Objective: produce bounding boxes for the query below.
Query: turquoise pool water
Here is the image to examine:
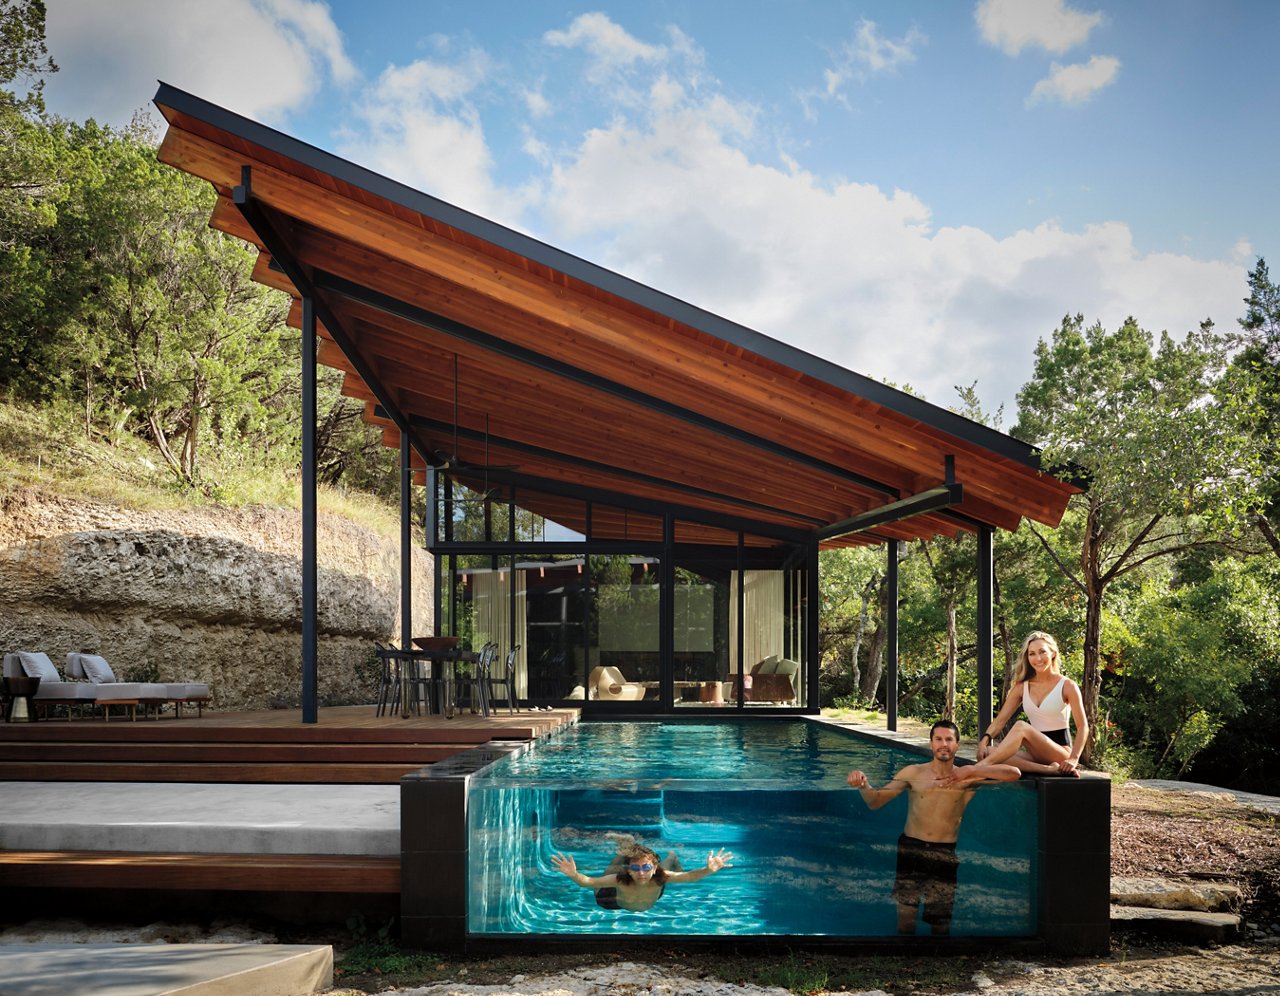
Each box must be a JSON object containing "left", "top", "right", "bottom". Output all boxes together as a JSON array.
[{"left": 467, "top": 720, "right": 1038, "bottom": 937}]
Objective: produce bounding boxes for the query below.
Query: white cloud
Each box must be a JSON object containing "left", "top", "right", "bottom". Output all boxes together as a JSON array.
[
  {"left": 544, "top": 12, "right": 665, "bottom": 82},
  {"left": 335, "top": 48, "right": 537, "bottom": 227},
  {"left": 1027, "top": 55, "right": 1120, "bottom": 106},
  {"left": 534, "top": 75, "right": 1242, "bottom": 417},
  {"left": 43, "top": 0, "right": 355, "bottom": 127},
  {"left": 976, "top": 0, "right": 1102, "bottom": 56},
  {"left": 815, "top": 19, "right": 925, "bottom": 107}
]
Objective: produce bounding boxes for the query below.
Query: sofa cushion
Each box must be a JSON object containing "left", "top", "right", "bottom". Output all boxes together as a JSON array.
[
  {"left": 17, "top": 651, "right": 60, "bottom": 682},
  {"left": 752, "top": 656, "right": 779, "bottom": 675},
  {"left": 76, "top": 654, "right": 118, "bottom": 684}
]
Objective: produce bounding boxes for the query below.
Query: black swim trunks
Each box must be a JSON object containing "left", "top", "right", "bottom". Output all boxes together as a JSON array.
[
  {"left": 1041, "top": 727, "right": 1070, "bottom": 747},
  {"left": 893, "top": 833, "right": 959, "bottom": 929}
]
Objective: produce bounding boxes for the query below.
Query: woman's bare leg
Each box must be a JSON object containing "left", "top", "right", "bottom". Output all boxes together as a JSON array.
[{"left": 979, "top": 721, "right": 1069, "bottom": 774}]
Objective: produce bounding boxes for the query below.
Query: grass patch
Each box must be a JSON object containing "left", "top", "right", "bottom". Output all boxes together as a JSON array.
[{"left": 0, "top": 399, "right": 408, "bottom": 540}]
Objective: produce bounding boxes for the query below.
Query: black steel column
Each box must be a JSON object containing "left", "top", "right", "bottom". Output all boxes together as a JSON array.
[
  {"left": 301, "top": 296, "right": 318, "bottom": 724},
  {"left": 977, "top": 524, "right": 994, "bottom": 739},
  {"left": 401, "top": 433, "right": 413, "bottom": 649},
  {"left": 427, "top": 468, "right": 442, "bottom": 633},
  {"left": 806, "top": 539, "right": 819, "bottom": 712},
  {"left": 660, "top": 512, "right": 674, "bottom": 711},
  {"left": 886, "top": 539, "right": 899, "bottom": 732}
]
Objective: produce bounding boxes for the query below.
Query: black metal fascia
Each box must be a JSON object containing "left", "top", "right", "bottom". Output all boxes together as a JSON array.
[
  {"left": 154, "top": 81, "right": 1060, "bottom": 476},
  {"left": 451, "top": 465, "right": 811, "bottom": 544},
  {"left": 394, "top": 409, "right": 828, "bottom": 527},
  {"left": 230, "top": 171, "right": 425, "bottom": 458},
  {"left": 813, "top": 483, "right": 963, "bottom": 542},
  {"left": 313, "top": 267, "right": 901, "bottom": 500}
]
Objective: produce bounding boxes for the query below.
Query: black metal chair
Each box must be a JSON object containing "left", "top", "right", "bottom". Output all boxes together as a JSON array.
[
  {"left": 374, "top": 642, "right": 401, "bottom": 717},
  {"left": 462, "top": 642, "right": 498, "bottom": 716},
  {"left": 487, "top": 644, "right": 519, "bottom": 714}
]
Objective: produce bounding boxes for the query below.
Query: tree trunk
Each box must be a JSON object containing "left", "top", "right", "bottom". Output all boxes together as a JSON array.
[
  {"left": 860, "top": 575, "right": 889, "bottom": 702},
  {"left": 993, "top": 568, "right": 1016, "bottom": 696},
  {"left": 944, "top": 601, "right": 957, "bottom": 720},
  {"left": 1080, "top": 505, "right": 1104, "bottom": 767},
  {"left": 1257, "top": 514, "right": 1280, "bottom": 560}
]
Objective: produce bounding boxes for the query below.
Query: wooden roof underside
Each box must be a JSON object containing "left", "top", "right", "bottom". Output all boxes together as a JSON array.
[{"left": 154, "top": 84, "right": 1080, "bottom": 551}]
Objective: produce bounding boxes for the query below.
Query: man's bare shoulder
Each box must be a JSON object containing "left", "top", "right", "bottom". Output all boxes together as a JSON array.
[{"left": 895, "top": 762, "right": 932, "bottom": 784}]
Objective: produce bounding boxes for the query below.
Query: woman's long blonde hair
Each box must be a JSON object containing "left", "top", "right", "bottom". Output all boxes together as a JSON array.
[{"left": 1014, "top": 631, "right": 1061, "bottom": 684}]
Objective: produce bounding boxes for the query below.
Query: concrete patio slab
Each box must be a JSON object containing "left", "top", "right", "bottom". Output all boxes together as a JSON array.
[
  {"left": 0, "top": 942, "right": 332, "bottom": 995},
  {"left": 0, "top": 782, "right": 398, "bottom": 855}
]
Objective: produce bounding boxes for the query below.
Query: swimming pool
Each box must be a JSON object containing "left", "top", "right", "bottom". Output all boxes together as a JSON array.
[{"left": 464, "top": 720, "right": 1039, "bottom": 937}]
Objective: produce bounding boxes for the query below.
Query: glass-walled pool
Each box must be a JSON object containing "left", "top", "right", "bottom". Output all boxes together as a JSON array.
[{"left": 466, "top": 720, "right": 1038, "bottom": 937}]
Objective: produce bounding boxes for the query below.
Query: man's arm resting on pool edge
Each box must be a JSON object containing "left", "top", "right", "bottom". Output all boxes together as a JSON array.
[{"left": 846, "top": 768, "right": 911, "bottom": 809}]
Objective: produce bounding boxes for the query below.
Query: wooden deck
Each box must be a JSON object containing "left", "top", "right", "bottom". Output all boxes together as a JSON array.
[{"left": 0, "top": 704, "right": 580, "bottom": 783}]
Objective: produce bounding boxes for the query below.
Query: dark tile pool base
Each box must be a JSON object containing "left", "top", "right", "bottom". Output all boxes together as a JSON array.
[{"left": 400, "top": 732, "right": 1111, "bottom": 955}]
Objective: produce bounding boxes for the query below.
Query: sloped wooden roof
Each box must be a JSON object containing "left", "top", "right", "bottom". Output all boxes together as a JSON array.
[{"left": 153, "top": 83, "right": 1080, "bottom": 549}]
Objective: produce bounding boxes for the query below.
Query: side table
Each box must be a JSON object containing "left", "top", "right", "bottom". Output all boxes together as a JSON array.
[{"left": 3, "top": 675, "right": 41, "bottom": 722}]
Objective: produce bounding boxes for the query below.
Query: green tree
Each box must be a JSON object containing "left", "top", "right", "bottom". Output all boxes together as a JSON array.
[
  {"left": 0, "top": 0, "right": 60, "bottom": 383},
  {"left": 1108, "top": 558, "right": 1280, "bottom": 778},
  {"left": 1230, "top": 258, "right": 1280, "bottom": 558},
  {"left": 36, "top": 118, "right": 292, "bottom": 483},
  {"left": 1014, "top": 314, "right": 1263, "bottom": 764}
]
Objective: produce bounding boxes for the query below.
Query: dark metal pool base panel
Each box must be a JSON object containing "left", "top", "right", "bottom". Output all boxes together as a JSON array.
[{"left": 399, "top": 732, "right": 1111, "bottom": 955}]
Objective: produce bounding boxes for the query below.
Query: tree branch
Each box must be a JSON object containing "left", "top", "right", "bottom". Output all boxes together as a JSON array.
[
  {"left": 1256, "top": 514, "right": 1280, "bottom": 560},
  {"left": 1100, "top": 513, "right": 1162, "bottom": 585},
  {"left": 1026, "top": 522, "right": 1087, "bottom": 597},
  {"left": 1110, "top": 539, "right": 1227, "bottom": 581}
]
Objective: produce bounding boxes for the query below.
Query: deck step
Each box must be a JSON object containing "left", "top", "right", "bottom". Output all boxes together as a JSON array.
[
  {"left": 1111, "top": 905, "right": 1242, "bottom": 943},
  {"left": 0, "top": 849, "right": 400, "bottom": 892},
  {"left": 0, "top": 759, "right": 433, "bottom": 783}
]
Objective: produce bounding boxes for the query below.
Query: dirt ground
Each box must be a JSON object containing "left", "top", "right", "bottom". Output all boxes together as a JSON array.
[{"left": 328, "top": 783, "right": 1280, "bottom": 995}]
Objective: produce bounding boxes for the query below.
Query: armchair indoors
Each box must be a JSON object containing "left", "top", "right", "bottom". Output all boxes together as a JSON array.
[
  {"left": 736, "top": 655, "right": 799, "bottom": 703},
  {"left": 587, "top": 665, "right": 646, "bottom": 701}
]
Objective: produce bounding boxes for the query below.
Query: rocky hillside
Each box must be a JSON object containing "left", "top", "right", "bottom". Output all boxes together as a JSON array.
[{"left": 0, "top": 486, "right": 433, "bottom": 711}]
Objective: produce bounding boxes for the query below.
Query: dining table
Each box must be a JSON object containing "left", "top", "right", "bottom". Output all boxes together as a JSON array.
[{"left": 394, "top": 641, "right": 479, "bottom": 719}]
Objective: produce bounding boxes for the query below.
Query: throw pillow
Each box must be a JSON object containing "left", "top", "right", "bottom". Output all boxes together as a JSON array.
[{"left": 17, "top": 651, "right": 60, "bottom": 682}]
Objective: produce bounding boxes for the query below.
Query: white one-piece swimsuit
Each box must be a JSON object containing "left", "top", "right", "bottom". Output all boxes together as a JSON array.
[{"left": 1022, "top": 676, "right": 1070, "bottom": 744}]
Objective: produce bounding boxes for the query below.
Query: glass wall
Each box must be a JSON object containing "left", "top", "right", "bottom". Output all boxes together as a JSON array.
[
  {"left": 586, "top": 554, "right": 660, "bottom": 703},
  {"left": 431, "top": 473, "right": 814, "bottom": 712}
]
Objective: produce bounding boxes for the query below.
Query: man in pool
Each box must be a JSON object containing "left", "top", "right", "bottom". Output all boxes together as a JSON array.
[
  {"left": 846, "top": 719, "right": 1020, "bottom": 935},
  {"left": 551, "top": 839, "right": 734, "bottom": 912}
]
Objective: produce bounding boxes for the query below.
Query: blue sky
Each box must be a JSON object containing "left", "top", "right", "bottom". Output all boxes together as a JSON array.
[{"left": 41, "top": 1, "right": 1279, "bottom": 421}]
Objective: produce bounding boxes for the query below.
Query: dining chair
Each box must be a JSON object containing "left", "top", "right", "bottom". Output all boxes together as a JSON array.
[
  {"left": 486, "top": 644, "right": 519, "bottom": 714},
  {"left": 374, "top": 642, "right": 410, "bottom": 717},
  {"left": 462, "top": 642, "right": 497, "bottom": 716}
]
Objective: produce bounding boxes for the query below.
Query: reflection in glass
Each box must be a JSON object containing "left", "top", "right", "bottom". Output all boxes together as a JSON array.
[{"left": 588, "top": 555, "right": 660, "bottom": 699}]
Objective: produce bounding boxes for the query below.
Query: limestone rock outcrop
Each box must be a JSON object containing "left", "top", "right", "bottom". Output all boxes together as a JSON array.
[{"left": 0, "top": 487, "right": 433, "bottom": 711}]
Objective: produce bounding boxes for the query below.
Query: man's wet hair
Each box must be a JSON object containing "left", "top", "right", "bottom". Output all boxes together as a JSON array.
[{"left": 930, "top": 719, "right": 960, "bottom": 740}]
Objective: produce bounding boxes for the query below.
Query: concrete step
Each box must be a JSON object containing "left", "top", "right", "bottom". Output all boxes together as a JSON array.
[
  {"left": 1111, "top": 904, "right": 1242, "bottom": 944},
  {"left": 1111, "top": 875, "right": 1242, "bottom": 913},
  {"left": 0, "top": 942, "right": 332, "bottom": 996}
]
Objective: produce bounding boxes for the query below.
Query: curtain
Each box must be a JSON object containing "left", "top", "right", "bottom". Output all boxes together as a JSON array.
[
  {"left": 729, "top": 570, "right": 786, "bottom": 673},
  {"left": 472, "top": 568, "right": 528, "bottom": 697}
]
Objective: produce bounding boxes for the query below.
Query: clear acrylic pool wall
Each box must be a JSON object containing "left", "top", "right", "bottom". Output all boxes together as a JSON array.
[{"left": 399, "top": 718, "right": 1111, "bottom": 953}]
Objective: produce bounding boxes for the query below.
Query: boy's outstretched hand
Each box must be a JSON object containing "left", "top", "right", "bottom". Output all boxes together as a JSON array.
[{"left": 705, "top": 848, "right": 734, "bottom": 872}]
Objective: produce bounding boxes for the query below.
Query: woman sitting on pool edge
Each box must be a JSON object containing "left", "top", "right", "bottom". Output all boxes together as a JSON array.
[
  {"left": 551, "top": 840, "right": 734, "bottom": 911},
  {"left": 974, "top": 630, "right": 1089, "bottom": 777}
]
